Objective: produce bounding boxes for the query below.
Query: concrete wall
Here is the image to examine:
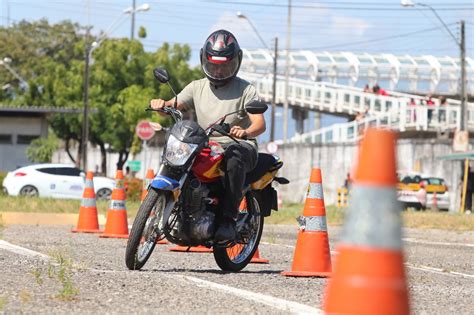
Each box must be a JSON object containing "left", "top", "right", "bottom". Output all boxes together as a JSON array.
[
  {"left": 49, "top": 138, "right": 466, "bottom": 212},
  {"left": 0, "top": 116, "right": 47, "bottom": 171},
  {"left": 274, "top": 139, "right": 465, "bottom": 211}
]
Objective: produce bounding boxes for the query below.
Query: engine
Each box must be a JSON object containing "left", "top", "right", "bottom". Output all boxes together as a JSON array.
[{"left": 177, "top": 178, "right": 216, "bottom": 242}]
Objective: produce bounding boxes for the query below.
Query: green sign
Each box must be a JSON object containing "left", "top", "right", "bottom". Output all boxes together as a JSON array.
[{"left": 127, "top": 160, "right": 141, "bottom": 172}]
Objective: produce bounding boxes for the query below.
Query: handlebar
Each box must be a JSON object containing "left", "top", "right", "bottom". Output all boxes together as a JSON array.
[{"left": 146, "top": 105, "right": 183, "bottom": 122}]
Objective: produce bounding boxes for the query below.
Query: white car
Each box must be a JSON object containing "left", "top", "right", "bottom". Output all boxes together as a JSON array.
[{"left": 2, "top": 164, "right": 115, "bottom": 200}]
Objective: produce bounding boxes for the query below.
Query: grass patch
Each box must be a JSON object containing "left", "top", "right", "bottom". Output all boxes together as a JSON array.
[
  {"left": 2, "top": 196, "right": 472, "bottom": 231},
  {"left": 0, "top": 195, "right": 141, "bottom": 218},
  {"left": 402, "top": 210, "right": 474, "bottom": 231},
  {"left": 0, "top": 297, "right": 5, "bottom": 310}
]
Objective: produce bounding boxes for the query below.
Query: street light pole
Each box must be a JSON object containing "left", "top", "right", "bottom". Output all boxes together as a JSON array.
[
  {"left": 460, "top": 20, "right": 467, "bottom": 131},
  {"left": 82, "top": 27, "right": 92, "bottom": 170},
  {"left": 131, "top": 0, "right": 136, "bottom": 40},
  {"left": 236, "top": 12, "right": 278, "bottom": 142},
  {"left": 271, "top": 37, "right": 278, "bottom": 142},
  {"left": 283, "top": 0, "right": 292, "bottom": 143},
  {"left": 81, "top": 4, "right": 150, "bottom": 170},
  {"left": 401, "top": 0, "right": 467, "bottom": 131}
]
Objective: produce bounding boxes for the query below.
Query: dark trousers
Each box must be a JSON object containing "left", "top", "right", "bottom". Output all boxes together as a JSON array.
[{"left": 221, "top": 141, "right": 258, "bottom": 219}]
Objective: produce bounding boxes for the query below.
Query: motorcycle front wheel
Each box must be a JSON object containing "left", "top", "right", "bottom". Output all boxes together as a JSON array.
[
  {"left": 125, "top": 188, "right": 168, "bottom": 270},
  {"left": 213, "top": 193, "right": 264, "bottom": 272}
]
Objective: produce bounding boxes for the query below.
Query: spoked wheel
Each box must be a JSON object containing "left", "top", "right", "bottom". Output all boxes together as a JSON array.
[
  {"left": 125, "top": 189, "right": 168, "bottom": 270},
  {"left": 213, "top": 193, "right": 264, "bottom": 272}
]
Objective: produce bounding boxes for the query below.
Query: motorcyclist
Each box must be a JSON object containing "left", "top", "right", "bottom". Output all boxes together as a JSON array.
[{"left": 150, "top": 29, "right": 266, "bottom": 241}]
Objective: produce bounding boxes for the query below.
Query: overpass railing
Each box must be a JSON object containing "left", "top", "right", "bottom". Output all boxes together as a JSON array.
[
  {"left": 289, "top": 105, "right": 461, "bottom": 144},
  {"left": 240, "top": 71, "right": 472, "bottom": 140}
]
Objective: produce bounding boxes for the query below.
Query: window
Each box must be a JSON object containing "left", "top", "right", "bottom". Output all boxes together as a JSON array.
[
  {"left": 425, "top": 178, "right": 444, "bottom": 185},
  {"left": 17, "top": 135, "right": 39, "bottom": 145},
  {"left": 333, "top": 56, "right": 348, "bottom": 63},
  {"left": 37, "top": 167, "right": 57, "bottom": 175},
  {"left": 0, "top": 134, "right": 12, "bottom": 144},
  {"left": 293, "top": 55, "right": 307, "bottom": 61},
  {"left": 316, "top": 55, "right": 332, "bottom": 63},
  {"left": 55, "top": 167, "right": 82, "bottom": 177}
]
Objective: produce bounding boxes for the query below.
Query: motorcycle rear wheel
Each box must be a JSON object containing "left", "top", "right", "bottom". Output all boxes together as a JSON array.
[
  {"left": 213, "top": 193, "right": 264, "bottom": 272},
  {"left": 125, "top": 188, "right": 168, "bottom": 270}
]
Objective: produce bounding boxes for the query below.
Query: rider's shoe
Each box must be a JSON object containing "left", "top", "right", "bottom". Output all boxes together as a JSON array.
[{"left": 214, "top": 217, "right": 236, "bottom": 241}]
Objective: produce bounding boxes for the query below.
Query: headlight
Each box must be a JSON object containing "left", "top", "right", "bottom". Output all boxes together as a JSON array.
[{"left": 164, "top": 134, "right": 198, "bottom": 166}]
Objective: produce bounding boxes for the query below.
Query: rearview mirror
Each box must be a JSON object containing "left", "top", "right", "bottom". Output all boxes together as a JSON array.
[
  {"left": 153, "top": 68, "right": 170, "bottom": 84},
  {"left": 245, "top": 100, "right": 268, "bottom": 114}
]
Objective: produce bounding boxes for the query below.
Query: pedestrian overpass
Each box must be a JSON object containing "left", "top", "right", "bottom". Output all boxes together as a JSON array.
[{"left": 240, "top": 49, "right": 474, "bottom": 144}]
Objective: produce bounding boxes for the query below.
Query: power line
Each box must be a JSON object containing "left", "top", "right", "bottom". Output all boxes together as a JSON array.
[
  {"left": 197, "top": 0, "right": 474, "bottom": 11},
  {"left": 295, "top": 24, "right": 455, "bottom": 51}
]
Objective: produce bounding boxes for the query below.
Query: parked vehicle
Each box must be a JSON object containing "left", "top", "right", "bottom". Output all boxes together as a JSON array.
[
  {"left": 125, "top": 68, "right": 288, "bottom": 272},
  {"left": 397, "top": 175, "right": 427, "bottom": 210},
  {"left": 422, "top": 177, "right": 450, "bottom": 211},
  {"left": 2, "top": 164, "right": 114, "bottom": 200},
  {"left": 396, "top": 172, "right": 450, "bottom": 211}
]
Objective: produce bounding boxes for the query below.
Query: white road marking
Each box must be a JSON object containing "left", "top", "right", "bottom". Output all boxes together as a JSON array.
[
  {"left": 405, "top": 263, "right": 474, "bottom": 279},
  {"left": 177, "top": 274, "right": 323, "bottom": 315},
  {"left": 0, "top": 240, "right": 322, "bottom": 314},
  {"left": 0, "top": 240, "right": 50, "bottom": 259},
  {"left": 260, "top": 241, "right": 474, "bottom": 278},
  {"left": 402, "top": 238, "right": 474, "bottom": 248}
]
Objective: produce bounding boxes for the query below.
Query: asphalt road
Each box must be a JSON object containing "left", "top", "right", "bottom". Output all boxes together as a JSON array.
[{"left": 0, "top": 224, "right": 473, "bottom": 314}]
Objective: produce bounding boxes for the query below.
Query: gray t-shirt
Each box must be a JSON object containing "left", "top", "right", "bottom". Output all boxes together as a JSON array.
[{"left": 177, "top": 77, "right": 259, "bottom": 145}]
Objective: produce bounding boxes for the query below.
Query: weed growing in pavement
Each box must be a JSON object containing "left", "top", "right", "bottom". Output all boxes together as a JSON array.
[
  {"left": 31, "top": 267, "right": 43, "bottom": 285},
  {"left": 0, "top": 297, "right": 6, "bottom": 310},
  {"left": 48, "top": 251, "right": 79, "bottom": 301}
]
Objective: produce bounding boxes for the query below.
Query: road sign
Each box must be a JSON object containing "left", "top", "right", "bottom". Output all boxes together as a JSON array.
[
  {"left": 266, "top": 141, "right": 278, "bottom": 154},
  {"left": 453, "top": 130, "right": 469, "bottom": 152},
  {"left": 127, "top": 160, "right": 141, "bottom": 172},
  {"left": 136, "top": 120, "right": 155, "bottom": 141}
]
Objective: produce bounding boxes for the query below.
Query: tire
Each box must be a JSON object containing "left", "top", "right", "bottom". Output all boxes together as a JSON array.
[
  {"left": 19, "top": 185, "right": 39, "bottom": 197},
  {"left": 96, "top": 188, "right": 112, "bottom": 200},
  {"left": 125, "top": 188, "right": 168, "bottom": 270},
  {"left": 213, "top": 193, "right": 264, "bottom": 272}
]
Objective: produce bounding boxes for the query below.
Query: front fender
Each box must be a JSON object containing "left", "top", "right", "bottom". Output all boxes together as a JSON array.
[{"left": 150, "top": 175, "right": 180, "bottom": 191}]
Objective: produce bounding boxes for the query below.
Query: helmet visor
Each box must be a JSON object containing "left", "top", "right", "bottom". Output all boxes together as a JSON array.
[{"left": 202, "top": 55, "right": 240, "bottom": 81}]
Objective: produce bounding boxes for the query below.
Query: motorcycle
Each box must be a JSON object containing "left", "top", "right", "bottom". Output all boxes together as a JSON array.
[{"left": 125, "top": 68, "right": 289, "bottom": 272}]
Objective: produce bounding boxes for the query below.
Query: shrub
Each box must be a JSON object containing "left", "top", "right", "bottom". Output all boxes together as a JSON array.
[{"left": 125, "top": 178, "right": 144, "bottom": 201}]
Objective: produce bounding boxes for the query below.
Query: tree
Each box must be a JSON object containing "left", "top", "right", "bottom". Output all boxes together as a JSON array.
[
  {"left": 1, "top": 20, "right": 202, "bottom": 172},
  {"left": 26, "top": 132, "right": 59, "bottom": 163}
]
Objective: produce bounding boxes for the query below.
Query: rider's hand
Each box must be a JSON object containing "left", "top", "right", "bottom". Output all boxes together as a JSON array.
[
  {"left": 149, "top": 99, "right": 166, "bottom": 110},
  {"left": 230, "top": 126, "right": 248, "bottom": 139}
]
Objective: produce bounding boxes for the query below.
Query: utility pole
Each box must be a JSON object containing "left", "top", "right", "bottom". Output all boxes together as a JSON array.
[
  {"left": 283, "top": 0, "right": 291, "bottom": 143},
  {"left": 271, "top": 37, "right": 278, "bottom": 142},
  {"left": 82, "top": 27, "right": 91, "bottom": 170},
  {"left": 460, "top": 20, "right": 467, "bottom": 131},
  {"left": 131, "top": 0, "right": 136, "bottom": 40}
]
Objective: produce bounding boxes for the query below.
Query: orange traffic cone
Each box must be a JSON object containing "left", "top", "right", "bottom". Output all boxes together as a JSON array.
[
  {"left": 281, "top": 168, "right": 331, "bottom": 277},
  {"left": 141, "top": 169, "right": 155, "bottom": 202},
  {"left": 250, "top": 247, "right": 269, "bottom": 264},
  {"left": 72, "top": 171, "right": 101, "bottom": 233},
  {"left": 100, "top": 170, "right": 129, "bottom": 239},
  {"left": 322, "top": 128, "right": 410, "bottom": 315},
  {"left": 168, "top": 245, "right": 213, "bottom": 253}
]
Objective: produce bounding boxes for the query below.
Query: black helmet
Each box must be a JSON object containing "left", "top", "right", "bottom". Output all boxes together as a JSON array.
[{"left": 200, "top": 29, "right": 242, "bottom": 86}]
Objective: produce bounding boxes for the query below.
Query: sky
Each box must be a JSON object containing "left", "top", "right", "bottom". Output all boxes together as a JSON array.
[
  {"left": 2, "top": 0, "right": 473, "bottom": 66},
  {"left": 1, "top": 0, "right": 473, "bottom": 141}
]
